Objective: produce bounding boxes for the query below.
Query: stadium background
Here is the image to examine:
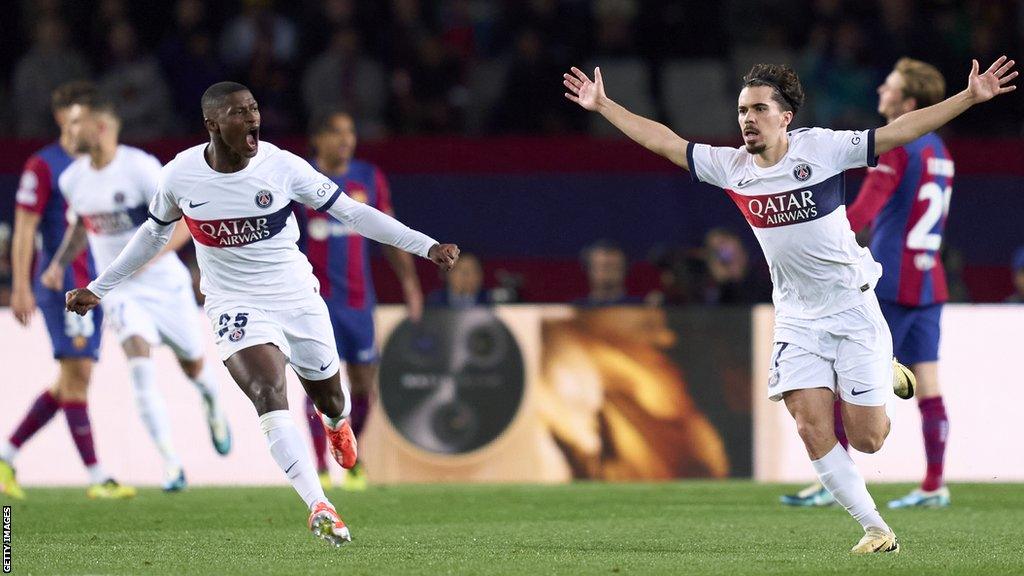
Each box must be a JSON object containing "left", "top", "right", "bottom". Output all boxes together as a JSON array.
[{"left": 0, "top": 1, "right": 1022, "bottom": 484}]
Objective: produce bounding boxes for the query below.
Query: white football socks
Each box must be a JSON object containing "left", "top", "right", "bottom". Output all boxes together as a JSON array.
[
  {"left": 260, "top": 410, "right": 329, "bottom": 510},
  {"left": 188, "top": 361, "right": 220, "bottom": 402},
  {"left": 812, "top": 443, "right": 891, "bottom": 533},
  {"left": 0, "top": 440, "right": 17, "bottom": 462},
  {"left": 129, "top": 357, "right": 182, "bottom": 473},
  {"left": 188, "top": 361, "right": 223, "bottom": 421},
  {"left": 87, "top": 463, "right": 108, "bottom": 485}
]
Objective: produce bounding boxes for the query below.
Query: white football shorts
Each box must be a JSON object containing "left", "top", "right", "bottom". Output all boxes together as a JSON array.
[
  {"left": 103, "top": 280, "right": 205, "bottom": 361},
  {"left": 204, "top": 295, "right": 340, "bottom": 381},
  {"left": 767, "top": 289, "right": 894, "bottom": 407}
]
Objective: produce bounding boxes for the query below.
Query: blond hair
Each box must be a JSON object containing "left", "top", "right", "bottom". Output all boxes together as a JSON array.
[{"left": 894, "top": 58, "right": 946, "bottom": 109}]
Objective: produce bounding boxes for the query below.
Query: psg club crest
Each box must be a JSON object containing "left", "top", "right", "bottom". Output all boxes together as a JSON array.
[
  {"left": 113, "top": 191, "right": 126, "bottom": 205},
  {"left": 254, "top": 189, "right": 274, "bottom": 209},
  {"left": 229, "top": 328, "right": 246, "bottom": 342},
  {"left": 793, "top": 163, "right": 812, "bottom": 182}
]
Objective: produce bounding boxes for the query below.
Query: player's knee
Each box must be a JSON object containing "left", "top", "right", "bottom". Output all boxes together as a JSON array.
[
  {"left": 795, "top": 416, "right": 833, "bottom": 451},
  {"left": 849, "top": 430, "right": 887, "bottom": 454},
  {"left": 248, "top": 375, "right": 286, "bottom": 408},
  {"left": 59, "top": 359, "right": 93, "bottom": 392}
]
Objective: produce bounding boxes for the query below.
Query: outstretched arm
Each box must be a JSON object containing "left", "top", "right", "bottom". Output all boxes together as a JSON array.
[
  {"left": 875, "top": 56, "right": 1017, "bottom": 155},
  {"left": 564, "top": 66, "right": 690, "bottom": 170},
  {"left": 325, "top": 194, "right": 459, "bottom": 271},
  {"left": 66, "top": 218, "right": 174, "bottom": 314}
]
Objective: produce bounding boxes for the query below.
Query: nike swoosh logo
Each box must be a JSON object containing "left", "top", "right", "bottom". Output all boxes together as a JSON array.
[
  {"left": 736, "top": 178, "right": 756, "bottom": 187},
  {"left": 189, "top": 200, "right": 210, "bottom": 208},
  {"left": 284, "top": 460, "right": 298, "bottom": 474},
  {"left": 850, "top": 388, "right": 873, "bottom": 396},
  {"left": 320, "top": 360, "right": 332, "bottom": 371}
]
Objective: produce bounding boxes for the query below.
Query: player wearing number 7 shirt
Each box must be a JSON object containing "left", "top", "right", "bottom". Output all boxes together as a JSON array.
[
  {"left": 65, "top": 81, "right": 460, "bottom": 547},
  {"left": 783, "top": 58, "right": 956, "bottom": 510},
  {"left": 563, "top": 55, "right": 1015, "bottom": 553}
]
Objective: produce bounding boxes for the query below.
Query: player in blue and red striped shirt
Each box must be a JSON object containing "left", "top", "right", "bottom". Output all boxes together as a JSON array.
[
  {"left": 0, "top": 82, "right": 134, "bottom": 500},
  {"left": 783, "top": 58, "right": 954, "bottom": 509},
  {"left": 296, "top": 109, "right": 424, "bottom": 490}
]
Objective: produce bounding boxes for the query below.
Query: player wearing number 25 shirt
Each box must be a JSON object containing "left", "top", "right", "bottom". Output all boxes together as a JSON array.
[{"left": 65, "top": 82, "right": 460, "bottom": 546}]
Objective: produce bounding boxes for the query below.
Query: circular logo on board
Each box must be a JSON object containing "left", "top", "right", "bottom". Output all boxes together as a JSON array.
[
  {"left": 379, "top": 308, "right": 525, "bottom": 455},
  {"left": 254, "top": 190, "right": 274, "bottom": 209},
  {"left": 793, "top": 163, "right": 812, "bottom": 182}
]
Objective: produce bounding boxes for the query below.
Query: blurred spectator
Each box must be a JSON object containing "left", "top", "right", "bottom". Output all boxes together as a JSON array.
[
  {"left": 12, "top": 17, "right": 89, "bottom": 138},
  {"left": 702, "top": 228, "right": 771, "bottom": 304},
  {"left": 388, "top": 35, "right": 465, "bottom": 133},
  {"left": 647, "top": 246, "right": 708, "bottom": 306},
  {"left": 298, "top": 0, "right": 360, "bottom": 61},
  {"left": 98, "top": 20, "right": 172, "bottom": 140},
  {"left": 426, "top": 253, "right": 490, "bottom": 307},
  {"left": 490, "top": 27, "right": 581, "bottom": 134},
  {"left": 159, "top": 0, "right": 226, "bottom": 130},
  {"left": 219, "top": 0, "right": 297, "bottom": 70},
  {"left": 302, "top": 28, "right": 387, "bottom": 138},
  {"left": 1006, "top": 247, "right": 1024, "bottom": 304},
  {"left": 799, "top": 19, "right": 879, "bottom": 129},
  {"left": 591, "top": 0, "right": 639, "bottom": 57},
  {"left": 942, "top": 246, "right": 970, "bottom": 303},
  {"left": 575, "top": 240, "right": 643, "bottom": 306}
]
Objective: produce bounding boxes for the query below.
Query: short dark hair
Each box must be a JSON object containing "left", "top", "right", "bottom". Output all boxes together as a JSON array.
[
  {"left": 79, "top": 91, "right": 119, "bottom": 119},
  {"left": 201, "top": 81, "right": 250, "bottom": 116},
  {"left": 581, "top": 239, "right": 626, "bottom": 268},
  {"left": 51, "top": 81, "right": 95, "bottom": 112},
  {"left": 308, "top": 107, "right": 353, "bottom": 137},
  {"left": 742, "top": 64, "right": 805, "bottom": 115}
]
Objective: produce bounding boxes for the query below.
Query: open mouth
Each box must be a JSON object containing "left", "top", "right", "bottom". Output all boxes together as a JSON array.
[
  {"left": 245, "top": 126, "right": 259, "bottom": 152},
  {"left": 743, "top": 127, "right": 759, "bottom": 138}
]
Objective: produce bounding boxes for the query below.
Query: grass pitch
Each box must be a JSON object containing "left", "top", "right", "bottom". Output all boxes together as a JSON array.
[{"left": 5, "top": 482, "right": 1023, "bottom": 575}]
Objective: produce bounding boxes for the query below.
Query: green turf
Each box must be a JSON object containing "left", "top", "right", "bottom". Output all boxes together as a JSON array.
[{"left": 4, "top": 482, "right": 1023, "bottom": 575}]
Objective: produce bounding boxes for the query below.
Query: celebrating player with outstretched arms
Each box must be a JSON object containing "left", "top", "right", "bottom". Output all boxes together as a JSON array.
[
  {"left": 65, "top": 81, "right": 459, "bottom": 547},
  {"left": 564, "top": 56, "right": 1015, "bottom": 553}
]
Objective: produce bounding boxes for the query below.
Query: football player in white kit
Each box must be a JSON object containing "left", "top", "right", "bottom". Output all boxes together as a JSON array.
[
  {"left": 564, "top": 56, "right": 1016, "bottom": 553},
  {"left": 66, "top": 82, "right": 460, "bottom": 547},
  {"left": 41, "top": 94, "right": 233, "bottom": 492}
]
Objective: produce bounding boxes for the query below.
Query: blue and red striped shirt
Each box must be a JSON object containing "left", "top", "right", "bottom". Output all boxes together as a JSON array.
[
  {"left": 297, "top": 159, "right": 393, "bottom": 309},
  {"left": 847, "top": 132, "right": 952, "bottom": 306},
  {"left": 14, "top": 142, "right": 96, "bottom": 292}
]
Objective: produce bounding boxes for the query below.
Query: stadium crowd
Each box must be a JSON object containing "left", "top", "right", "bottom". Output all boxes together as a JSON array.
[{"left": 0, "top": 0, "right": 1021, "bottom": 140}]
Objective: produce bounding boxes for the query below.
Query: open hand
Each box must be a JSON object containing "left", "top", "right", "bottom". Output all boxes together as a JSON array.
[
  {"left": 563, "top": 67, "right": 607, "bottom": 111},
  {"left": 65, "top": 288, "right": 101, "bottom": 316},
  {"left": 967, "top": 55, "right": 1017, "bottom": 103},
  {"left": 11, "top": 286, "right": 36, "bottom": 326},
  {"left": 429, "top": 243, "right": 460, "bottom": 272}
]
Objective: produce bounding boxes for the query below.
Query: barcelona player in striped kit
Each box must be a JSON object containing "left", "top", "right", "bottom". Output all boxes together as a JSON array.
[
  {"left": 1, "top": 82, "right": 134, "bottom": 500},
  {"left": 296, "top": 109, "right": 424, "bottom": 490},
  {"left": 782, "top": 58, "right": 954, "bottom": 509}
]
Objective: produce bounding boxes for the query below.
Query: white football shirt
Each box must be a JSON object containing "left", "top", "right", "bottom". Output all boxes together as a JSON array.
[
  {"left": 687, "top": 127, "right": 883, "bottom": 319},
  {"left": 59, "top": 145, "right": 192, "bottom": 294},
  {"left": 149, "top": 141, "right": 342, "bottom": 310}
]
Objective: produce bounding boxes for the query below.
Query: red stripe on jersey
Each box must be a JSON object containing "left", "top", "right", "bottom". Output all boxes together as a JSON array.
[
  {"left": 897, "top": 146, "right": 935, "bottom": 304},
  {"left": 15, "top": 156, "right": 53, "bottom": 214},
  {"left": 346, "top": 235, "right": 366, "bottom": 308},
  {"left": 305, "top": 212, "right": 332, "bottom": 298},
  {"left": 71, "top": 252, "right": 91, "bottom": 289},
  {"left": 184, "top": 205, "right": 291, "bottom": 248},
  {"left": 374, "top": 168, "right": 393, "bottom": 213}
]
